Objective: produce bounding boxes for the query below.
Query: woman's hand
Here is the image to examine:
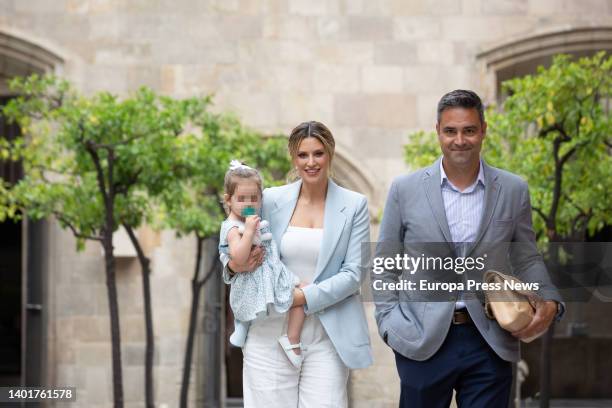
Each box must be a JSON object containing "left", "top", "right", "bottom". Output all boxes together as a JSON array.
[
  {"left": 228, "top": 245, "right": 265, "bottom": 273},
  {"left": 292, "top": 287, "right": 306, "bottom": 307}
]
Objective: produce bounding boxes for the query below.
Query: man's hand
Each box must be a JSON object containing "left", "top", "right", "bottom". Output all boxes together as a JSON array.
[
  {"left": 228, "top": 245, "right": 264, "bottom": 273},
  {"left": 512, "top": 300, "right": 557, "bottom": 341}
]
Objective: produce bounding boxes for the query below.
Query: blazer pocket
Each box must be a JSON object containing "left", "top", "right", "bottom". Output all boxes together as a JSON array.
[
  {"left": 492, "top": 218, "right": 514, "bottom": 228},
  {"left": 387, "top": 308, "right": 419, "bottom": 343}
]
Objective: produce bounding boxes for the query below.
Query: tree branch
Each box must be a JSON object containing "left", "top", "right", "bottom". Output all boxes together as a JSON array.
[
  {"left": 538, "top": 124, "right": 558, "bottom": 138},
  {"left": 564, "top": 192, "right": 592, "bottom": 240},
  {"left": 532, "top": 205, "right": 549, "bottom": 224},
  {"left": 559, "top": 146, "right": 577, "bottom": 167},
  {"left": 538, "top": 122, "right": 570, "bottom": 141},
  {"left": 570, "top": 211, "right": 592, "bottom": 241},
  {"left": 559, "top": 140, "right": 589, "bottom": 167},
  {"left": 123, "top": 224, "right": 150, "bottom": 268},
  {"left": 563, "top": 193, "right": 588, "bottom": 218},
  {"left": 107, "top": 148, "right": 115, "bottom": 199},
  {"left": 88, "top": 133, "right": 147, "bottom": 150},
  {"left": 114, "top": 168, "right": 143, "bottom": 196},
  {"left": 53, "top": 212, "right": 103, "bottom": 242},
  {"left": 546, "top": 136, "right": 563, "bottom": 239},
  {"left": 85, "top": 140, "right": 109, "bottom": 202}
]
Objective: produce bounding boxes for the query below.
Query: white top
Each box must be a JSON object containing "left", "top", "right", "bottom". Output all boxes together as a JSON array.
[{"left": 280, "top": 226, "right": 323, "bottom": 284}]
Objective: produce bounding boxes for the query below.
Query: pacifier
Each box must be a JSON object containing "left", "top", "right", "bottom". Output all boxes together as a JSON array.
[{"left": 241, "top": 207, "right": 257, "bottom": 217}]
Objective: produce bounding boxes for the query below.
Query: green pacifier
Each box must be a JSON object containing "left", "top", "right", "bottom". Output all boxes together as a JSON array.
[{"left": 241, "top": 207, "right": 256, "bottom": 217}]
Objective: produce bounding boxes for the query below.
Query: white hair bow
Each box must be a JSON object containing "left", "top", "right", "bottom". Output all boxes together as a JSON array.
[{"left": 229, "top": 159, "right": 252, "bottom": 171}]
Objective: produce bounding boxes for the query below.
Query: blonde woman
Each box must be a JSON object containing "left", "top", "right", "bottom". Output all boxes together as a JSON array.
[{"left": 222, "top": 121, "right": 373, "bottom": 407}]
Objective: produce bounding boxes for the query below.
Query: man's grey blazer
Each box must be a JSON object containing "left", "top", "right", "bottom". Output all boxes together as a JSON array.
[{"left": 372, "top": 158, "right": 563, "bottom": 362}]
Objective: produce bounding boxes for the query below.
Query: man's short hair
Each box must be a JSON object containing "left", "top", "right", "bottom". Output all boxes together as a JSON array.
[{"left": 437, "top": 89, "right": 485, "bottom": 124}]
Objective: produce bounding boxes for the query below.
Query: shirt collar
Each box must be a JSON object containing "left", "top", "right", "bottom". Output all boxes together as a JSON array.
[{"left": 440, "top": 157, "right": 485, "bottom": 188}]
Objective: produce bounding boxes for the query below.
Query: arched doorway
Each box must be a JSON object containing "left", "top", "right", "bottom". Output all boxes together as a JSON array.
[{"left": 0, "top": 29, "right": 63, "bottom": 388}]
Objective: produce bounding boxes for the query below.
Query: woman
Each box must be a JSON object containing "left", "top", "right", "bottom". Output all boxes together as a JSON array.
[{"left": 223, "top": 121, "right": 373, "bottom": 407}]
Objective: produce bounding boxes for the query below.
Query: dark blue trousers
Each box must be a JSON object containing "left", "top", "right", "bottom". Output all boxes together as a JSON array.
[{"left": 394, "top": 323, "right": 512, "bottom": 408}]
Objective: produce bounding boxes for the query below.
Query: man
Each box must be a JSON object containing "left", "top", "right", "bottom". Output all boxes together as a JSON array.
[{"left": 372, "top": 90, "right": 563, "bottom": 408}]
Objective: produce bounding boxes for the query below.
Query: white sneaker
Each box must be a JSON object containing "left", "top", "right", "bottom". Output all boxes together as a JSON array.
[{"left": 278, "top": 335, "right": 304, "bottom": 368}]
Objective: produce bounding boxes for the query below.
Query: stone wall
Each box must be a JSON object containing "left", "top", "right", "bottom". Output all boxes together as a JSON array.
[
  {"left": 3, "top": 0, "right": 610, "bottom": 205},
  {"left": 43, "top": 224, "right": 200, "bottom": 408}
]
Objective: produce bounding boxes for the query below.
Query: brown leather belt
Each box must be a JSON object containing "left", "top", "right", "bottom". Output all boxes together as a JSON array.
[{"left": 452, "top": 309, "right": 472, "bottom": 325}]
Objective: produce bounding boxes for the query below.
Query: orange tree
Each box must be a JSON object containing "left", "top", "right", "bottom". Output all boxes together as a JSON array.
[{"left": 1, "top": 75, "right": 207, "bottom": 408}]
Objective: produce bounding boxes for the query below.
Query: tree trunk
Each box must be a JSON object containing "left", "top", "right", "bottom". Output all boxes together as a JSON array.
[
  {"left": 539, "top": 324, "right": 554, "bottom": 408},
  {"left": 202, "top": 260, "right": 222, "bottom": 408},
  {"left": 124, "top": 225, "right": 155, "bottom": 408},
  {"left": 539, "top": 242, "right": 560, "bottom": 408},
  {"left": 180, "top": 236, "right": 218, "bottom": 408},
  {"left": 102, "top": 234, "right": 124, "bottom": 408},
  {"left": 141, "top": 257, "right": 154, "bottom": 408}
]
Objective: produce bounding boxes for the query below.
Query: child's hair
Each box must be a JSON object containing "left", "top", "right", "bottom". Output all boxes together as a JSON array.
[{"left": 223, "top": 160, "right": 263, "bottom": 203}]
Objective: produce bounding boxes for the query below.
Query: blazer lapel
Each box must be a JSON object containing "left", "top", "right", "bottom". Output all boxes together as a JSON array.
[
  {"left": 466, "top": 161, "right": 501, "bottom": 257},
  {"left": 313, "top": 179, "right": 346, "bottom": 282},
  {"left": 423, "top": 158, "right": 453, "bottom": 244},
  {"left": 270, "top": 180, "right": 301, "bottom": 249}
]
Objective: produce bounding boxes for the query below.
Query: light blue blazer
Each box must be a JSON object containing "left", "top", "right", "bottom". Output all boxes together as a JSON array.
[{"left": 222, "top": 178, "right": 373, "bottom": 369}]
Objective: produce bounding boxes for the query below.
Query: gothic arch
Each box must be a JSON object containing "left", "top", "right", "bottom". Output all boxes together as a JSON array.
[
  {"left": 332, "top": 147, "right": 377, "bottom": 203},
  {"left": 476, "top": 26, "right": 612, "bottom": 101},
  {"left": 0, "top": 28, "right": 64, "bottom": 94}
]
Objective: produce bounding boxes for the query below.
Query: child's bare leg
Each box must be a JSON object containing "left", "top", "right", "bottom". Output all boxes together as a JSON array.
[{"left": 286, "top": 305, "right": 306, "bottom": 355}]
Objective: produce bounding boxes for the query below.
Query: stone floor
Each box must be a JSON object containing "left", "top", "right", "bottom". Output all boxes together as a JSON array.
[
  {"left": 522, "top": 400, "right": 612, "bottom": 408},
  {"left": 227, "top": 398, "right": 612, "bottom": 408}
]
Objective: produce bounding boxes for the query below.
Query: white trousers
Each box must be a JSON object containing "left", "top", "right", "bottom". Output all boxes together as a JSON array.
[{"left": 242, "top": 311, "right": 349, "bottom": 408}]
